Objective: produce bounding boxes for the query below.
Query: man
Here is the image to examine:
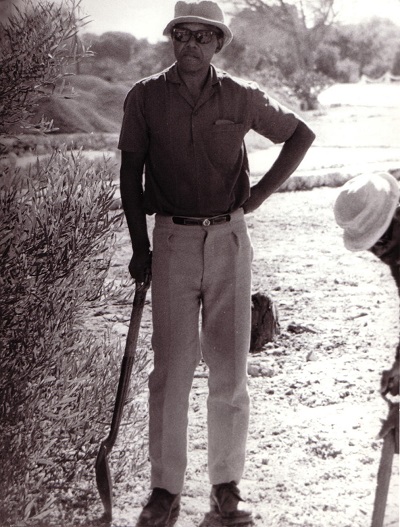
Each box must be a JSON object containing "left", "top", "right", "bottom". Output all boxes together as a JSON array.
[
  {"left": 334, "top": 172, "right": 399, "bottom": 396},
  {"left": 119, "top": 2, "right": 315, "bottom": 526}
]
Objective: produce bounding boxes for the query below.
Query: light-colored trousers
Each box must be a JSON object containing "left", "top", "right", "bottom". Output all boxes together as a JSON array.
[{"left": 149, "top": 208, "right": 252, "bottom": 494}]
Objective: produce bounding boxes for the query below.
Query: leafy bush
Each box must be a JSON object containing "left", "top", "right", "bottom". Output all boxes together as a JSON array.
[
  {"left": 0, "top": 0, "right": 90, "bottom": 135},
  {"left": 0, "top": 1, "right": 150, "bottom": 523},
  {"left": 288, "top": 70, "right": 331, "bottom": 110},
  {"left": 0, "top": 151, "right": 149, "bottom": 525},
  {"left": 335, "top": 58, "right": 360, "bottom": 83}
]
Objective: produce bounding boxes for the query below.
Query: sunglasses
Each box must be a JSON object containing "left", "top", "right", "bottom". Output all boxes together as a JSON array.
[{"left": 172, "top": 28, "right": 218, "bottom": 44}]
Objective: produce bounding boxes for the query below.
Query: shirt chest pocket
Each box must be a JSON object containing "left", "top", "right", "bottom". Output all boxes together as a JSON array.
[{"left": 202, "top": 123, "right": 246, "bottom": 170}]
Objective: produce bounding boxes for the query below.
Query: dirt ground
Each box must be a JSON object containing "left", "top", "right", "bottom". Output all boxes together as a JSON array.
[
  {"left": 84, "top": 87, "right": 400, "bottom": 527},
  {"left": 96, "top": 189, "right": 398, "bottom": 527}
]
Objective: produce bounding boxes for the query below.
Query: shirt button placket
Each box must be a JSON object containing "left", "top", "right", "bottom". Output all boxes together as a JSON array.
[
  {"left": 191, "top": 110, "right": 198, "bottom": 143},
  {"left": 191, "top": 109, "right": 200, "bottom": 207}
]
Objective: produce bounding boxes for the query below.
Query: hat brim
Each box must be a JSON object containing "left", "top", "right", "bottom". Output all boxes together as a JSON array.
[
  {"left": 343, "top": 173, "right": 399, "bottom": 251},
  {"left": 163, "top": 16, "right": 233, "bottom": 47}
]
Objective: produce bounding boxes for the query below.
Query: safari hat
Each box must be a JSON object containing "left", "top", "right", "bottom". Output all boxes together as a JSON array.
[
  {"left": 334, "top": 172, "right": 399, "bottom": 251},
  {"left": 163, "top": 1, "right": 233, "bottom": 47}
]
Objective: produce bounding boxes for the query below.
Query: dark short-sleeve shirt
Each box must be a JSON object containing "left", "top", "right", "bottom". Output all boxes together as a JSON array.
[{"left": 118, "top": 63, "right": 299, "bottom": 217}]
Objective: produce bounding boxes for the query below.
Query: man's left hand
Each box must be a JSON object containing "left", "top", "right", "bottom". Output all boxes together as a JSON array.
[
  {"left": 381, "top": 359, "right": 400, "bottom": 397},
  {"left": 243, "top": 184, "right": 266, "bottom": 214}
]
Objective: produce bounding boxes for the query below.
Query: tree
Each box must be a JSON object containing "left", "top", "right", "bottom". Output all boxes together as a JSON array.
[
  {"left": 315, "top": 41, "right": 340, "bottom": 78},
  {"left": 80, "top": 31, "right": 174, "bottom": 83},
  {"left": 219, "top": 0, "right": 336, "bottom": 108},
  {"left": 221, "top": 0, "right": 336, "bottom": 72},
  {"left": 88, "top": 31, "right": 138, "bottom": 63},
  {"left": 331, "top": 18, "right": 400, "bottom": 78}
]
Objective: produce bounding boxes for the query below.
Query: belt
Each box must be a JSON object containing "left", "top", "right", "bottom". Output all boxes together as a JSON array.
[{"left": 172, "top": 214, "right": 231, "bottom": 226}]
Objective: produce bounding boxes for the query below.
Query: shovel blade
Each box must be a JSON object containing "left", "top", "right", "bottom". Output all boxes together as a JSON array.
[{"left": 95, "top": 442, "right": 113, "bottom": 522}]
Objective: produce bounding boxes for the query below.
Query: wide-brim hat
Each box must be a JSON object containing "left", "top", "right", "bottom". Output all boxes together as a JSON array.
[
  {"left": 163, "top": 1, "right": 233, "bottom": 47},
  {"left": 334, "top": 172, "right": 399, "bottom": 251}
]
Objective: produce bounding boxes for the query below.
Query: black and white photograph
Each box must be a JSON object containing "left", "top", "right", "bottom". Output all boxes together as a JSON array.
[{"left": 1, "top": 0, "right": 399, "bottom": 526}]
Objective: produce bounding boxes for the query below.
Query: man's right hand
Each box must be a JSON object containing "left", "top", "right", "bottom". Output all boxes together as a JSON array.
[{"left": 129, "top": 250, "right": 152, "bottom": 283}]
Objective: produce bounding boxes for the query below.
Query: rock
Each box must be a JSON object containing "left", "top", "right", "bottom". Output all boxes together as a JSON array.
[
  {"left": 287, "top": 322, "right": 318, "bottom": 334},
  {"left": 247, "top": 363, "right": 261, "bottom": 377},
  {"left": 306, "top": 351, "right": 318, "bottom": 361},
  {"left": 113, "top": 322, "right": 128, "bottom": 336},
  {"left": 250, "top": 292, "right": 280, "bottom": 352},
  {"left": 260, "top": 367, "right": 276, "bottom": 377}
]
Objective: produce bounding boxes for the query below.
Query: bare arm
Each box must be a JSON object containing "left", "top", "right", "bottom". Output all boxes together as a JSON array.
[
  {"left": 243, "top": 120, "right": 316, "bottom": 213},
  {"left": 120, "top": 150, "right": 151, "bottom": 281}
]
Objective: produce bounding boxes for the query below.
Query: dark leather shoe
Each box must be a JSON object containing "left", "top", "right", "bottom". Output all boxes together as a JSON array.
[
  {"left": 135, "top": 488, "right": 181, "bottom": 527},
  {"left": 210, "top": 481, "right": 254, "bottom": 526}
]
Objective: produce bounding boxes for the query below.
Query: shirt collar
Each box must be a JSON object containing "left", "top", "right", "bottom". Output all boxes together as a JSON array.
[{"left": 166, "top": 62, "right": 221, "bottom": 86}]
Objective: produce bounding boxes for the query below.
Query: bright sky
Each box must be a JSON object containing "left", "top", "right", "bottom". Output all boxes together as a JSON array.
[{"left": 78, "top": 0, "right": 400, "bottom": 41}]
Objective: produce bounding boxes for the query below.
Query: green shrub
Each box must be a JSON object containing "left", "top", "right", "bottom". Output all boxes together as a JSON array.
[
  {"left": 0, "top": 0, "right": 90, "bottom": 135},
  {"left": 0, "top": 150, "right": 149, "bottom": 525}
]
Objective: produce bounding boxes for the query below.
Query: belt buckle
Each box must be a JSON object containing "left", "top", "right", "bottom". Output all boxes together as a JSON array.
[{"left": 202, "top": 218, "right": 211, "bottom": 226}]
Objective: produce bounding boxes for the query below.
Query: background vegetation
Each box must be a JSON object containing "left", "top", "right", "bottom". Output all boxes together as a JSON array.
[{"left": 11, "top": 0, "right": 398, "bottom": 137}]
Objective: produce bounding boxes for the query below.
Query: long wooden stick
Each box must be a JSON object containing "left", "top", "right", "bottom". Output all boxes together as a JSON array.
[
  {"left": 371, "top": 400, "right": 399, "bottom": 527},
  {"left": 371, "top": 428, "right": 396, "bottom": 527}
]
